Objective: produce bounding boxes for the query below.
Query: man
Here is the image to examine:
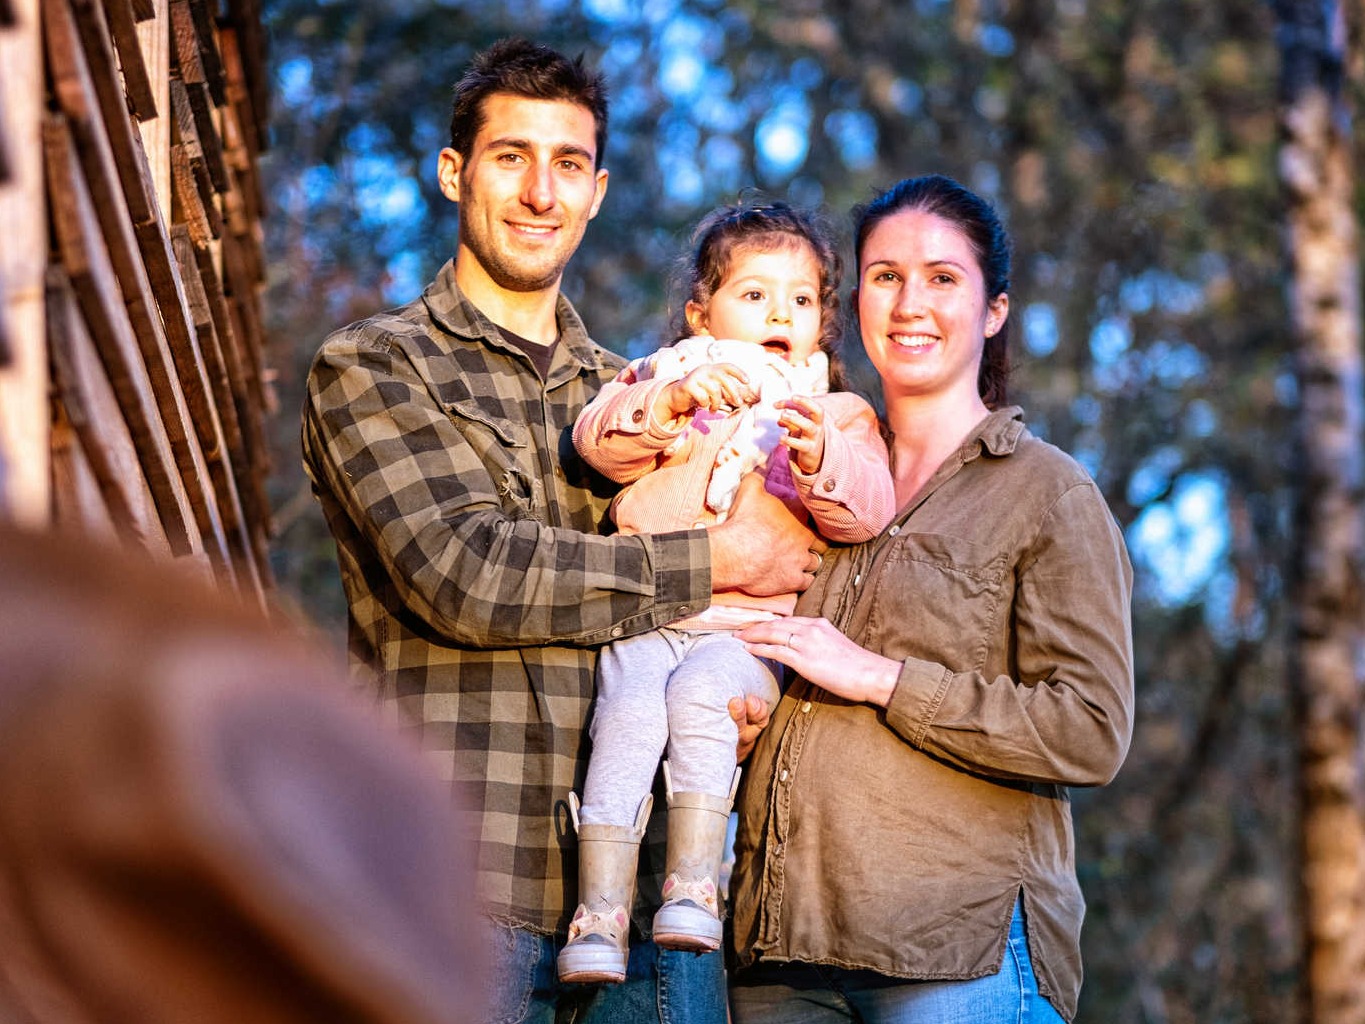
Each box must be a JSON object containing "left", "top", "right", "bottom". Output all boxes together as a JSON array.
[{"left": 302, "top": 38, "right": 819, "bottom": 1023}]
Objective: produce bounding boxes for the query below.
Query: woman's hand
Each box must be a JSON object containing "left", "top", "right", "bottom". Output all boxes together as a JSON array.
[
  {"left": 778, "top": 396, "right": 826, "bottom": 475},
  {"left": 738, "top": 616, "right": 901, "bottom": 708}
]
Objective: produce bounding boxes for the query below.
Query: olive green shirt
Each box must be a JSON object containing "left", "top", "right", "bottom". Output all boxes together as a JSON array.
[{"left": 729, "top": 407, "right": 1134, "bottom": 1022}]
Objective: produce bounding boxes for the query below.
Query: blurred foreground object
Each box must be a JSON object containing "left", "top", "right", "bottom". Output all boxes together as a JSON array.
[{"left": 0, "top": 524, "right": 485, "bottom": 1024}]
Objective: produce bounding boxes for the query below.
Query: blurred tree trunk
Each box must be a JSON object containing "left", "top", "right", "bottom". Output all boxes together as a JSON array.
[{"left": 1275, "top": 0, "right": 1365, "bottom": 1021}]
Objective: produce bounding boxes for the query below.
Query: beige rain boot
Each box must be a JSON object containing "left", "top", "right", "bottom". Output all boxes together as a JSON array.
[
  {"left": 650, "top": 762, "right": 739, "bottom": 953},
  {"left": 557, "top": 792, "right": 652, "bottom": 984}
]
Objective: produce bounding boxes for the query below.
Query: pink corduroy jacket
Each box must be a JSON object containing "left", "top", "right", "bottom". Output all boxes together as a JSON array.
[{"left": 572, "top": 347, "right": 894, "bottom": 627}]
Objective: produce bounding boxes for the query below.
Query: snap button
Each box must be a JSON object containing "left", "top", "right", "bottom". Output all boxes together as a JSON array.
[
  {"left": 888, "top": 525, "right": 900, "bottom": 536},
  {"left": 821, "top": 478, "right": 836, "bottom": 492},
  {"left": 801, "top": 701, "right": 812, "bottom": 714},
  {"left": 631, "top": 409, "right": 644, "bottom": 423},
  {"left": 779, "top": 769, "right": 789, "bottom": 782}
]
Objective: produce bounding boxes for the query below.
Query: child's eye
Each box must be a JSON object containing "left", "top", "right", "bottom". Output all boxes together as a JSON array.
[
  {"left": 794, "top": 295, "right": 813, "bottom": 306},
  {"left": 743, "top": 289, "right": 764, "bottom": 301}
]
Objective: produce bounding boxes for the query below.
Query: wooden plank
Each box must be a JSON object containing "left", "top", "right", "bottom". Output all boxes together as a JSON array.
[
  {"left": 222, "top": 0, "right": 267, "bottom": 152},
  {"left": 46, "top": 0, "right": 235, "bottom": 578},
  {"left": 43, "top": 113, "right": 202, "bottom": 560},
  {"left": 137, "top": 0, "right": 172, "bottom": 212},
  {"left": 46, "top": 266, "right": 167, "bottom": 550},
  {"left": 130, "top": 0, "right": 155, "bottom": 22},
  {"left": 182, "top": 229, "right": 273, "bottom": 584},
  {"left": 188, "top": 0, "right": 226, "bottom": 106},
  {"left": 103, "top": 0, "right": 158, "bottom": 122},
  {"left": 218, "top": 225, "right": 270, "bottom": 419},
  {"left": 0, "top": 0, "right": 49, "bottom": 525},
  {"left": 0, "top": 0, "right": 13, "bottom": 26},
  {"left": 171, "top": 230, "right": 262, "bottom": 592},
  {"left": 171, "top": 139, "right": 215, "bottom": 246},
  {"left": 186, "top": 78, "right": 229, "bottom": 193},
  {"left": 51, "top": 411, "right": 120, "bottom": 539},
  {"left": 52, "top": 0, "right": 157, "bottom": 228}
]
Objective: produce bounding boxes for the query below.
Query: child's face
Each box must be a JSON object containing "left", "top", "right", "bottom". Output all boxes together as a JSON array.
[{"left": 686, "top": 242, "right": 824, "bottom": 363}]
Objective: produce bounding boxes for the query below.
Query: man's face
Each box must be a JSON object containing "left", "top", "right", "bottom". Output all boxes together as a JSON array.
[{"left": 439, "top": 93, "right": 609, "bottom": 300}]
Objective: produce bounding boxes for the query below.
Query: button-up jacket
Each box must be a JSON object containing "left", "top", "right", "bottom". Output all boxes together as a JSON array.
[
  {"left": 572, "top": 339, "right": 894, "bottom": 627},
  {"left": 302, "top": 262, "right": 714, "bottom": 934},
  {"left": 729, "top": 407, "right": 1134, "bottom": 1022}
]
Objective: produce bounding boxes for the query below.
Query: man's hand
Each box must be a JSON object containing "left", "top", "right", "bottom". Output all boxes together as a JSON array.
[
  {"left": 710, "top": 474, "right": 824, "bottom": 596},
  {"left": 730, "top": 694, "right": 771, "bottom": 762}
]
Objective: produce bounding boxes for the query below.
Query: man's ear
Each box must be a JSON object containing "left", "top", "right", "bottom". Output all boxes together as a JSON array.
[
  {"left": 684, "top": 300, "right": 708, "bottom": 335},
  {"left": 437, "top": 148, "right": 463, "bottom": 204},
  {"left": 587, "top": 167, "right": 609, "bottom": 220}
]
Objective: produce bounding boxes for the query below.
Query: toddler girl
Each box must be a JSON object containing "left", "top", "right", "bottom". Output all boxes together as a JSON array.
[{"left": 558, "top": 201, "right": 894, "bottom": 984}]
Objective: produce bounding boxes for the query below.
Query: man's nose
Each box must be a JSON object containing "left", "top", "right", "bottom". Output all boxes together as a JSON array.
[{"left": 521, "top": 164, "right": 555, "bottom": 213}]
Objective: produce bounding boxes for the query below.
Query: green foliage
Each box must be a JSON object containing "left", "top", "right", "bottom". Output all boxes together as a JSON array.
[{"left": 260, "top": 1, "right": 1365, "bottom": 1018}]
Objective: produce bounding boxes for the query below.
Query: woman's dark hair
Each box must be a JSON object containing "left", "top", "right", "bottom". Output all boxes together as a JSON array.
[
  {"left": 449, "top": 38, "right": 609, "bottom": 166},
  {"left": 672, "top": 199, "right": 848, "bottom": 391},
  {"left": 852, "top": 174, "right": 1012, "bottom": 409}
]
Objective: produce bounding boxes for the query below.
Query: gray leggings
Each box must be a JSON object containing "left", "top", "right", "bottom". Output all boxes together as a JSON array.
[{"left": 579, "top": 628, "right": 781, "bottom": 827}]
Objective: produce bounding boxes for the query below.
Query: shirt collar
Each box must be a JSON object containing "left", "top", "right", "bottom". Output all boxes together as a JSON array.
[
  {"left": 422, "top": 260, "right": 612, "bottom": 376},
  {"left": 966, "top": 405, "right": 1027, "bottom": 459}
]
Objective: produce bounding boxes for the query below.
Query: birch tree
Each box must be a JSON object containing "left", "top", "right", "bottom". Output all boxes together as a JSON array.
[{"left": 1275, "top": 0, "right": 1365, "bottom": 1019}]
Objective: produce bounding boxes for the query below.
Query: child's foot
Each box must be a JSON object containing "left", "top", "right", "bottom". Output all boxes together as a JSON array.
[
  {"left": 651, "top": 873, "right": 722, "bottom": 953},
  {"left": 557, "top": 903, "right": 630, "bottom": 983}
]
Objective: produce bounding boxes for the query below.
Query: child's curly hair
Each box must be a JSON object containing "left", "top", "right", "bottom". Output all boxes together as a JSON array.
[{"left": 670, "top": 198, "right": 848, "bottom": 391}]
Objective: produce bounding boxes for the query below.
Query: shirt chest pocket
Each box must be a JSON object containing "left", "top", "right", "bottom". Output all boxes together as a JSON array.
[
  {"left": 442, "top": 396, "right": 541, "bottom": 520},
  {"left": 864, "top": 532, "right": 1010, "bottom": 670}
]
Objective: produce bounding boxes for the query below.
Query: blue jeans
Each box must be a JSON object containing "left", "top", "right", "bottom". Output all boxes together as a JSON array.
[
  {"left": 482, "top": 920, "right": 727, "bottom": 1024},
  {"left": 728, "top": 901, "right": 1066, "bottom": 1024}
]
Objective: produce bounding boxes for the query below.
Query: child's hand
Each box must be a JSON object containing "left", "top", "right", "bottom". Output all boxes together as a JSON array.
[
  {"left": 658, "top": 363, "right": 756, "bottom": 421},
  {"left": 779, "top": 396, "right": 826, "bottom": 475}
]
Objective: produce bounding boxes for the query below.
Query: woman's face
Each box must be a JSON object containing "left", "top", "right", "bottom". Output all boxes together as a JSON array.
[{"left": 856, "top": 208, "right": 1008, "bottom": 407}]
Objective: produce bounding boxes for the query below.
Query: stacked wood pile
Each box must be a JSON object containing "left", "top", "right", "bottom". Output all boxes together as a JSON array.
[{"left": 0, "top": 0, "right": 274, "bottom": 604}]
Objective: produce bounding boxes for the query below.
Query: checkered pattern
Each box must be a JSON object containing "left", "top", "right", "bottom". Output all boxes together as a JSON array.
[{"left": 302, "top": 261, "right": 713, "bottom": 934}]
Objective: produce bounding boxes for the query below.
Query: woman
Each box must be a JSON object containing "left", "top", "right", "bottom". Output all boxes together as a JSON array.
[{"left": 728, "top": 175, "right": 1134, "bottom": 1023}]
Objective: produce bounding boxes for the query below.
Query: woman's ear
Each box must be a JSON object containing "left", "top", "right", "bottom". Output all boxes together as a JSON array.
[
  {"left": 684, "top": 301, "right": 708, "bottom": 336},
  {"left": 984, "top": 293, "right": 1010, "bottom": 339}
]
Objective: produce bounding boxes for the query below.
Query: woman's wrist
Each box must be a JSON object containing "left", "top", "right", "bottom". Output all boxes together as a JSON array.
[{"left": 860, "top": 654, "right": 901, "bottom": 707}]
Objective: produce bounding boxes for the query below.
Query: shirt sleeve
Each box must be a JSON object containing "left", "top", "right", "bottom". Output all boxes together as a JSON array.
[
  {"left": 882, "top": 482, "right": 1135, "bottom": 787},
  {"left": 302, "top": 330, "right": 713, "bottom": 649},
  {"left": 571, "top": 368, "right": 688, "bottom": 484},
  {"left": 790, "top": 393, "right": 895, "bottom": 543}
]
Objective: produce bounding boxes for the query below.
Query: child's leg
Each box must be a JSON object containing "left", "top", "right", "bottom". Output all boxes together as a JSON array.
[
  {"left": 578, "top": 630, "right": 680, "bottom": 826},
  {"left": 560, "top": 630, "right": 681, "bottom": 985},
  {"left": 664, "top": 633, "right": 780, "bottom": 796},
  {"left": 651, "top": 634, "right": 780, "bottom": 952}
]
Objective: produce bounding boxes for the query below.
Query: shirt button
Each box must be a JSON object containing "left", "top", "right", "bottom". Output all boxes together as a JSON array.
[
  {"left": 610, "top": 626, "right": 623, "bottom": 637},
  {"left": 889, "top": 525, "right": 900, "bottom": 536},
  {"left": 821, "top": 478, "right": 836, "bottom": 492},
  {"left": 801, "top": 701, "right": 811, "bottom": 714},
  {"left": 853, "top": 574, "right": 862, "bottom": 586},
  {"left": 779, "top": 769, "right": 789, "bottom": 782},
  {"left": 678, "top": 606, "right": 690, "bottom": 616},
  {"left": 631, "top": 409, "right": 644, "bottom": 423}
]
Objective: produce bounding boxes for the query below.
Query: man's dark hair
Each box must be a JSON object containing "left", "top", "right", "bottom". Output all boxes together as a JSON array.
[{"left": 449, "top": 38, "right": 610, "bottom": 166}]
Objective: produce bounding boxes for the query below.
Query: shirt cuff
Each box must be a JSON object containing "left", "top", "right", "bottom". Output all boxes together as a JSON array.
[
  {"left": 883, "top": 656, "right": 953, "bottom": 748},
  {"left": 632, "top": 528, "right": 713, "bottom": 629}
]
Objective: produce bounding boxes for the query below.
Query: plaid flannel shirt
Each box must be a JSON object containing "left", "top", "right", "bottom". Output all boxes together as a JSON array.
[{"left": 301, "top": 261, "right": 714, "bottom": 935}]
